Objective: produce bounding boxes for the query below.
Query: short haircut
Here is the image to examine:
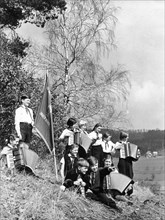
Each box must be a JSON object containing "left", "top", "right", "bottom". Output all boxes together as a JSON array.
[
  {"left": 69, "top": 144, "right": 79, "bottom": 150},
  {"left": 87, "top": 156, "right": 98, "bottom": 166},
  {"left": 21, "top": 95, "right": 30, "bottom": 100},
  {"left": 102, "top": 132, "right": 110, "bottom": 139},
  {"left": 103, "top": 153, "right": 111, "bottom": 160},
  {"left": 78, "top": 120, "right": 87, "bottom": 128},
  {"left": 92, "top": 123, "right": 102, "bottom": 131},
  {"left": 119, "top": 131, "right": 128, "bottom": 140},
  {"left": 67, "top": 117, "right": 77, "bottom": 127},
  {"left": 77, "top": 158, "right": 89, "bottom": 168},
  {"left": 5, "top": 134, "right": 16, "bottom": 144}
]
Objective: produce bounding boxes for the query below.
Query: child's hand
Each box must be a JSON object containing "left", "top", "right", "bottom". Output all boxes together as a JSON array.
[
  {"left": 74, "top": 179, "right": 81, "bottom": 186},
  {"left": 81, "top": 181, "right": 86, "bottom": 187},
  {"left": 60, "top": 185, "right": 66, "bottom": 191}
]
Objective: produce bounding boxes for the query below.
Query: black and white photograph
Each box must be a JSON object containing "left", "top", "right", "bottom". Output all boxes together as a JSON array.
[{"left": 0, "top": 0, "right": 164, "bottom": 219}]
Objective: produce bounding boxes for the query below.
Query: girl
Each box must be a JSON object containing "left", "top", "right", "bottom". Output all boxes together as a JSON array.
[
  {"left": 115, "top": 131, "right": 133, "bottom": 178},
  {"left": 103, "top": 154, "right": 133, "bottom": 205},
  {"left": 0, "top": 135, "right": 18, "bottom": 176},
  {"left": 115, "top": 131, "right": 140, "bottom": 196},
  {"left": 102, "top": 154, "right": 118, "bottom": 194},
  {"left": 60, "top": 144, "right": 79, "bottom": 182},
  {"left": 77, "top": 120, "right": 88, "bottom": 159},
  {"left": 101, "top": 132, "right": 116, "bottom": 161},
  {"left": 58, "top": 117, "right": 77, "bottom": 155},
  {"left": 88, "top": 123, "right": 104, "bottom": 167}
]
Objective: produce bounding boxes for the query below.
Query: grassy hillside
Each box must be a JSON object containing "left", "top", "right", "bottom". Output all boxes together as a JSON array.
[{"left": 0, "top": 157, "right": 165, "bottom": 220}]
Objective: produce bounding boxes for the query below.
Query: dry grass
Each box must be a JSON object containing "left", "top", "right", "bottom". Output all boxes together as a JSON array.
[{"left": 0, "top": 157, "right": 164, "bottom": 220}]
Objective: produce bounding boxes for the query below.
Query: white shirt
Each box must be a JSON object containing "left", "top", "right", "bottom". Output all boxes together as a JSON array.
[
  {"left": 102, "top": 140, "right": 116, "bottom": 154},
  {"left": 15, "top": 105, "right": 34, "bottom": 136},
  {"left": 1, "top": 144, "right": 13, "bottom": 155},
  {"left": 88, "top": 131, "right": 102, "bottom": 146},
  {"left": 59, "top": 128, "right": 74, "bottom": 145}
]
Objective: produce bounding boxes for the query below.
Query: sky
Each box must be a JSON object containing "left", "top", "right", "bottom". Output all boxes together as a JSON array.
[{"left": 16, "top": 1, "right": 164, "bottom": 130}]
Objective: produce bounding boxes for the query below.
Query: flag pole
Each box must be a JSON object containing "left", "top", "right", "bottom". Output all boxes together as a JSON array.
[
  {"left": 52, "top": 142, "right": 58, "bottom": 181},
  {"left": 47, "top": 70, "right": 59, "bottom": 181},
  {"left": 51, "top": 114, "right": 58, "bottom": 181}
]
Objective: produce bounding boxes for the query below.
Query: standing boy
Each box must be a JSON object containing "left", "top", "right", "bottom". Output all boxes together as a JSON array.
[{"left": 15, "top": 95, "right": 34, "bottom": 144}]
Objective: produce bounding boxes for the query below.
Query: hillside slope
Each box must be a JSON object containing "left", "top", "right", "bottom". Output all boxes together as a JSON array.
[{"left": 0, "top": 158, "right": 164, "bottom": 220}]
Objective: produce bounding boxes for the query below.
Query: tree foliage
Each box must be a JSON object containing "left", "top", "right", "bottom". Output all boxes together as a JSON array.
[
  {"left": 26, "top": 0, "right": 130, "bottom": 128},
  {"left": 0, "top": 0, "right": 66, "bottom": 29},
  {"left": 0, "top": 31, "right": 42, "bottom": 145}
]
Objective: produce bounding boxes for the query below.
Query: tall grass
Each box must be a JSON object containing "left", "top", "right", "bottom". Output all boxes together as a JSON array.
[{"left": 0, "top": 158, "right": 164, "bottom": 220}]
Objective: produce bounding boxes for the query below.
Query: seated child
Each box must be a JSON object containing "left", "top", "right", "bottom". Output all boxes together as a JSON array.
[
  {"left": 60, "top": 158, "right": 90, "bottom": 197},
  {"left": 60, "top": 144, "right": 79, "bottom": 182},
  {"left": 102, "top": 154, "right": 118, "bottom": 194},
  {"left": 103, "top": 154, "right": 133, "bottom": 205},
  {"left": 0, "top": 134, "right": 18, "bottom": 176},
  {"left": 87, "top": 156, "right": 122, "bottom": 213}
]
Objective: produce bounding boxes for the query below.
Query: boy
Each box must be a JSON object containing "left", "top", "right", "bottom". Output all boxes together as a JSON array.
[
  {"left": 87, "top": 156, "right": 122, "bottom": 213},
  {"left": 60, "top": 158, "right": 90, "bottom": 197},
  {"left": 15, "top": 95, "right": 34, "bottom": 144}
]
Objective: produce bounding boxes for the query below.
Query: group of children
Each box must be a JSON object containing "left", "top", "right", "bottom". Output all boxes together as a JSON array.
[
  {"left": 58, "top": 118, "right": 141, "bottom": 213},
  {"left": 0, "top": 117, "right": 141, "bottom": 213}
]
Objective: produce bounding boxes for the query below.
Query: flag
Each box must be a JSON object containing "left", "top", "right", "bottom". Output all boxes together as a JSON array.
[{"left": 34, "top": 73, "right": 54, "bottom": 153}]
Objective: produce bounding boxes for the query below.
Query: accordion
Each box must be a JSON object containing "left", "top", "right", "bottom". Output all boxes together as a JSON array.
[
  {"left": 13, "top": 147, "right": 39, "bottom": 174},
  {"left": 74, "top": 132, "right": 92, "bottom": 152},
  {"left": 110, "top": 172, "right": 133, "bottom": 193},
  {"left": 22, "top": 148, "right": 39, "bottom": 173},
  {"left": 124, "top": 142, "right": 138, "bottom": 161},
  {"left": 6, "top": 149, "right": 15, "bottom": 169},
  {"left": 74, "top": 131, "right": 81, "bottom": 145},
  {"left": 13, "top": 148, "right": 24, "bottom": 168}
]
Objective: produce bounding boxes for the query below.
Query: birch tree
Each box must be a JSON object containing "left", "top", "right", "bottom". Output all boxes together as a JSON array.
[{"left": 26, "top": 0, "right": 130, "bottom": 128}]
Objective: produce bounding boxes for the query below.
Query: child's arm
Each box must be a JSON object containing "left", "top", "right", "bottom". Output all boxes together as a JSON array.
[
  {"left": 109, "top": 142, "right": 116, "bottom": 155},
  {"left": 100, "top": 167, "right": 114, "bottom": 178},
  {"left": 59, "top": 157, "right": 65, "bottom": 182},
  {"left": 114, "top": 142, "right": 122, "bottom": 150}
]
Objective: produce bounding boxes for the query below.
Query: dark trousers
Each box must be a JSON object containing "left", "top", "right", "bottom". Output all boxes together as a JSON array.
[
  {"left": 78, "top": 145, "right": 87, "bottom": 159},
  {"left": 87, "top": 191, "right": 117, "bottom": 209},
  {"left": 118, "top": 158, "right": 134, "bottom": 195},
  {"left": 90, "top": 145, "right": 104, "bottom": 167},
  {"left": 20, "top": 122, "right": 32, "bottom": 144},
  {"left": 118, "top": 158, "right": 133, "bottom": 179}
]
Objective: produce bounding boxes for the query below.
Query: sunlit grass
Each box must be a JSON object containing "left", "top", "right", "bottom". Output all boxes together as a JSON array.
[{"left": 0, "top": 157, "right": 164, "bottom": 220}]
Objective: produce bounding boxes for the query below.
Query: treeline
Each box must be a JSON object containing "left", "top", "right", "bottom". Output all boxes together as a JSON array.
[{"left": 102, "top": 129, "right": 165, "bottom": 156}]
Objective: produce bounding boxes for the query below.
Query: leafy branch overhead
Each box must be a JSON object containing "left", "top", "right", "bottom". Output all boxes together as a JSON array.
[{"left": 0, "top": 0, "right": 67, "bottom": 28}]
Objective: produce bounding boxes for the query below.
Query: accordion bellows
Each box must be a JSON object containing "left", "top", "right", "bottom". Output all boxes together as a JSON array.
[
  {"left": 110, "top": 172, "right": 133, "bottom": 193},
  {"left": 124, "top": 142, "right": 138, "bottom": 160},
  {"left": 13, "top": 148, "right": 39, "bottom": 173}
]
